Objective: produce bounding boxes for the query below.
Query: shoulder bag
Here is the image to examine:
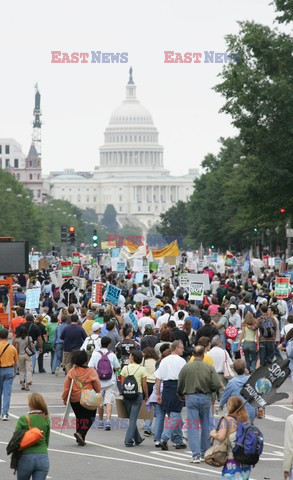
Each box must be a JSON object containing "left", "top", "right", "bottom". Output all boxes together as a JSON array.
[
  {"left": 74, "top": 377, "right": 102, "bottom": 410},
  {"left": 223, "top": 350, "right": 234, "bottom": 380},
  {"left": 19, "top": 415, "right": 43, "bottom": 451},
  {"left": 24, "top": 325, "right": 35, "bottom": 357},
  {"left": 204, "top": 416, "right": 229, "bottom": 467}
]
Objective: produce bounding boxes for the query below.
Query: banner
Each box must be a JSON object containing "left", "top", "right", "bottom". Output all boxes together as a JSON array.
[
  {"left": 25, "top": 288, "right": 41, "bottom": 309},
  {"left": 241, "top": 359, "right": 290, "bottom": 407},
  {"left": 275, "top": 277, "right": 290, "bottom": 299},
  {"left": 105, "top": 284, "right": 121, "bottom": 306},
  {"left": 189, "top": 281, "right": 204, "bottom": 301},
  {"left": 164, "top": 255, "right": 177, "bottom": 266},
  {"left": 92, "top": 282, "right": 103, "bottom": 306}
]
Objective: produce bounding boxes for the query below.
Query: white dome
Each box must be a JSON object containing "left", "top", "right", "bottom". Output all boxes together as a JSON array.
[{"left": 110, "top": 101, "right": 153, "bottom": 125}]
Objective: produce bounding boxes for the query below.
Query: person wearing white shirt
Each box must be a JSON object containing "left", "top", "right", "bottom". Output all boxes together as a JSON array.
[
  {"left": 228, "top": 305, "right": 242, "bottom": 330},
  {"left": 281, "top": 315, "right": 293, "bottom": 337},
  {"left": 80, "top": 323, "right": 102, "bottom": 353},
  {"left": 138, "top": 308, "right": 155, "bottom": 335},
  {"left": 209, "top": 335, "right": 233, "bottom": 374},
  {"left": 156, "top": 307, "right": 176, "bottom": 330},
  {"left": 88, "top": 336, "right": 120, "bottom": 430}
]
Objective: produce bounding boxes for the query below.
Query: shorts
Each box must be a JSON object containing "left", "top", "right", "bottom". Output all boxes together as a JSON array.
[
  {"left": 101, "top": 385, "right": 115, "bottom": 405},
  {"left": 62, "top": 352, "right": 74, "bottom": 372}
]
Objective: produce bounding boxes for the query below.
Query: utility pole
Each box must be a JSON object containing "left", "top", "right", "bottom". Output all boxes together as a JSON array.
[{"left": 287, "top": 218, "right": 292, "bottom": 259}]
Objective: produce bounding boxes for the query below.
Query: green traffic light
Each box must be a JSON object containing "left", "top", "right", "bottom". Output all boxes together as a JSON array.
[{"left": 93, "top": 235, "right": 98, "bottom": 241}]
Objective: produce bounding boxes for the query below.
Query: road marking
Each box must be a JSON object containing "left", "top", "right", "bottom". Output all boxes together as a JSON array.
[
  {"left": 0, "top": 459, "right": 6, "bottom": 463},
  {"left": 264, "top": 442, "right": 284, "bottom": 450},
  {"left": 259, "top": 458, "right": 282, "bottom": 461},
  {"left": 262, "top": 451, "right": 284, "bottom": 458},
  {"left": 263, "top": 414, "right": 285, "bottom": 422},
  {"left": 273, "top": 405, "right": 293, "bottom": 412},
  {"left": 47, "top": 447, "right": 219, "bottom": 477}
]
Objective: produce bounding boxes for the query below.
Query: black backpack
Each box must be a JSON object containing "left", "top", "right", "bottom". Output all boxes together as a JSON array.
[
  {"left": 262, "top": 317, "right": 275, "bottom": 338},
  {"left": 122, "top": 366, "right": 140, "bottom": 400}
]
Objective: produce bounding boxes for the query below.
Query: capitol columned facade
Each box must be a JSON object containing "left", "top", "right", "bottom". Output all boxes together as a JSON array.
[{"left": 44, "top": 69, "right": 199, "bottom": 229}]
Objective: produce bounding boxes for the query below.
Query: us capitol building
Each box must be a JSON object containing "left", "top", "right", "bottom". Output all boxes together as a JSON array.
[{"left": 44, "top": 69, "right": 199, "bottom": 229}]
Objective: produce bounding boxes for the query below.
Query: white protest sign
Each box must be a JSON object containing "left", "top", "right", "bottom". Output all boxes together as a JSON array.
[
  {"left": 111, "top": 257, "right": 118, "bottom": 272},
  {"left": 133, "top": 258, "right": 143, "bottom": 272},
  {"left": 179, "top": 274, "right": 190, "bottom": 289},
  {"left": 25, "top": 288, "right": 41, "bottom": 309},
  {"left": 117, "top": 261, "right": 126, "bottom": 273},
  {"left": 189, "top": 281, "right": 204, "bottom": 301},
  {"left": 188, "top": 273, "right": 210, "bottom": 292}
]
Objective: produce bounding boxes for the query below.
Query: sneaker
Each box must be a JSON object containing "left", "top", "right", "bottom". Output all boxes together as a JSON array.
[
  {"left": 74, "top": 432, "right": 85, "bottom": 446},
  {"left": 160, "top": 440, "right": 168, "bottom": 451},
  {"left": 2, "top": 415, "right": 9, "bottom": 421},
  {"left": 155, "top": 441, "right": 161, "bottom": 448},
  {"left": 105, "top": 421, "right": 111, "bottom": 431},
  {"left": 175, "top": 443, "right": 187, "bottom": 449},
  {"left": 144, "top": 430, "right": 151, "bottom": 437},
  {"left": 189, "top": 455, "right": 200, "bottom": 463},
  {"left": 97, "top": 420, "right": 104, "bottom": 429},
  {"left": 55, "top": 367, "right": 60, "bottom": 377}
]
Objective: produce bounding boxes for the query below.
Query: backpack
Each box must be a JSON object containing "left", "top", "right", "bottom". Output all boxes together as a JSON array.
[
  {"left": 232, "top": 419, "right": 263, "bottom": 466},
  {"left": 86, "top": 335, "right": 96, "bottom": 358},
  {"left": 262, "top": 318, "right": 275, "bottom": 338},
  {"left": 122, "top": 366, "right": 140, "bottom": 400},
  {"left": 96, "top": 350, "right": 112, "bottom": 380},
  {"left": 121, "top": 287, "right": 128, "bottom": 298},
  {"left": 286, "top": 338, "right": 293, "bottom": 360},
  {"left": 243, "top": 304, "right": 254, "bottom": 319},
  {"left": 277, "top": 302, "right": 286, "bottom": 317}
]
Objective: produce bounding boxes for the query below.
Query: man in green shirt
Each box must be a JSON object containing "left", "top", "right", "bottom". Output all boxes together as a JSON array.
[{"left": 177, "top": 345, "right": 221, "bottom": 464}]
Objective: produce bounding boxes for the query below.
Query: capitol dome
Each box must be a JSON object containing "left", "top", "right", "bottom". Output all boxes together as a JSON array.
[{"left": 97, "top": 68, "right": 166, "bottom": 176}]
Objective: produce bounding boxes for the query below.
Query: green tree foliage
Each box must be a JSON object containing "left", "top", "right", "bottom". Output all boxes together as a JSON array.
[
  {"left": 119, "top": 224, "right": 142, "bottom": 242},
  {"left": 158, "top": 200, "right": 189, "bottom": 242},
  {"left": 102, "top": 204, "right": 119, "bottom": 233}
]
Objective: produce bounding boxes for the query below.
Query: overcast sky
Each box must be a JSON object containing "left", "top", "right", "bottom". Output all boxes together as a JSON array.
[{"left": 0, "top": 0, "right": 279, "bottom": 176}]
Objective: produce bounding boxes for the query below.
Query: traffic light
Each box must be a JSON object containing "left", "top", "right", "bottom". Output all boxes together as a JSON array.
[
  {"left": 61, "top": 225, "right": 67, "bottom": 243},
  {"left": 93, "top": 229, "right": 98, "bottom": 248},
  {"left": 69, "top": 226, "right": 75, "bottom": 244},
  {"left": 280, "top": 207, "right": 286, "bottom": 214}
]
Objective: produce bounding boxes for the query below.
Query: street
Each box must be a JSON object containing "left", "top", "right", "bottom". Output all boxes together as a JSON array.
[{"left": 0, "top": 356, "right": 291, "bottom": 480}]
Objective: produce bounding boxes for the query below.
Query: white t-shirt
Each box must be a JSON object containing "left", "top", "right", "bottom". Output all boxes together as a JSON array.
[
  {"left": 138, "top": 316, "right": 155, "bottom": 334},
  {"left": 211, "top": 280, "right": 220, "bottom": 295},
  {"left": 281, "top": 323, "right": 293, "bottom": 337},
  {"left": 88, "top": 348, "right": 120, "bottom": 387},
  {"left": 208, "top": 346, "right": 233, "bottom": 373},
  {"left": 155, "top": 354, "right": 186, "bottom": 381},
  {"left": 80, "top": 334, "right": 101, "bottom": 353},
  {"left": 156, "top": 313, "right": 176, "bottom": 329}
]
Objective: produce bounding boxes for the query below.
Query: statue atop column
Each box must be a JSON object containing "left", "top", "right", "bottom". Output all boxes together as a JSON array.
[{"left": 128, "top": 67, "right": 134, "bottom": 85}]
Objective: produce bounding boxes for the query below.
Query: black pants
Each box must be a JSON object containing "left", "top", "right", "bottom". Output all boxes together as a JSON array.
[{"left": 70, "top": 402, "right": 97, "bottom": 439}]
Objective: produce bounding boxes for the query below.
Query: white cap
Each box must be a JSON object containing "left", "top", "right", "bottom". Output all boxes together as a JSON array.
[
  {"left": 229, "top": 304, "right": 237, "bottom": 310},
  {"left": 92, "top": 323, "right": 101, "bottom": 333}
]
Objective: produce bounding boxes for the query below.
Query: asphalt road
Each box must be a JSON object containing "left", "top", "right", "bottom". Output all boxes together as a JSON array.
[{"left": 0, "top": 356, "right": 291, "bottom": 480}]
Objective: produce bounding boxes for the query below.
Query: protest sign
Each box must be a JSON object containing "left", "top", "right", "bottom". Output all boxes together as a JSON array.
[
  {"left": 135, "top": 272, "right": 144, "bottom": 284},
  {"left": 60, "top": 261, "right": 73, "bottom": 278},
  {"left": 111, "top": 248, "right": 120, "bottom": 258},
  {"left": 105, "top": 284, "right": 121, "bottom": 306},
  {"left": 72, "top": 265, "right": 81, "bottom": 277},
  {"left": 142, "top": 260, "right": 149, "bottom": 276},
  {"left": 101, "top": 254, "right": 111, "bottom": 268},
  {"left": 275, "top": 277, "right": 290, "bottom": 299},
  {"left": 72, "top": 253, "right": 80, "bottom": 264},
  {"left": 241, "top": 359, "right": 290, "bottom": 408},
  {"left": 29, "top": 254, "right": 39, "bottom": 270},
  {"left": 117, "top": 261, "right": 126, "bottom": 273},
  {"left": 25, "top": 288, "right": 41, "bottom": 309},
  {"left": 189, "top": 281, "right": 204, "bottom": 301},
  {"left": 111, "top": 257, "right": 118, "bottom": 272},
  {"left": 50, "top": 272, "right": 60, "bottom": 287},
  {"left": 188, "top": 273, "right": 210, "bottom": 292},
  {"left": 149, "top": 261, "right": 158, "bottom": 272},
  {"left": 39, "top": 258, "right": 49, "bottom": 270},
  {"left": 225, "top": 251, "right": 233, "bottom": 267},
  {"left": 210, "top": 252, "right": 218, "bottom": 263},
  {"left": 92, "top": 282, "right": 103, "bottom": 306},
  {"left": 133, "top": 258, "right": 143, "bottom": 272},
  {"left": 179, "top": 274, "right": 190, "bottom": 289},
  {"left": 58, "top": 278, "right": 79, "bottom": 308},
  {"left": 162, "top": 264, "right": 172, "bottom": 279},
  {"left": 164, "top": 256, "right": 177, "bottom": 266}
]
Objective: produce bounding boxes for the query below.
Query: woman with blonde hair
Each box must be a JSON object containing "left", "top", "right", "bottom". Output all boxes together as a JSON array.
[
  {"left": 238, "top": 312, "right": 258, "bottom": 373},
  {"left": 14, "top": 392, "right": 50, "bottom": 479},
  {"left": 210, "top": 396, "right": 252, "bottom": 479}
]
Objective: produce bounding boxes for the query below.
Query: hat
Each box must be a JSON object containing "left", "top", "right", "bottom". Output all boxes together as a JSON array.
[
  {"left": 144, "top": 324, "right": 153, "bottom": 333},
  {"left": 156, "top": 301, "right": 163, "bottom": 307},
  {"left": 142, "top": 307, "right": 151, "bottom": 315},
  {"left": 92, "top": 323, "right": 101, "bottom": 333},
  {"left": 230, "top": 296, "right": 236, "bottom": 303},
  {"left": 189, "top": 307, "right": 195, "bottom": 314},
  {"left": 229, "top": 304, "right": 237, "bottom": 310}
]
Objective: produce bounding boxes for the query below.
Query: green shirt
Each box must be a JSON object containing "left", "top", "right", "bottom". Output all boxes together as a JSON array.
[
  {"left": 177, "top": 360, "right": 221, "bottom": 396},
  {"left": 15, "top": 414, "right": 50, "bottom": 454},
  {"left": 46, "top": 322, "right": 58, "bottom": 344}
]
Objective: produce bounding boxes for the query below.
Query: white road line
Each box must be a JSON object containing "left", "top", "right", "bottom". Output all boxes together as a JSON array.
[
  {"left": 273, "top": 405, "right": 293, "bottom": 412},
  {"left": 262, "top": 451, "right": 284, "bottom": 457},
  {"left": 47, "top": 447, "right": 219, "bottom": 477},
  {"left": 263, "top": 414, "right": 285, "bottom": 422},
  {"left": 264, "top": 442, "right": 284, "bottom": 450},
  {"left": 0, "top": 459, "right": 6, "bottom": 463},
  {"left": 259, "top": 458, "right": 283, "bottom": 461}
]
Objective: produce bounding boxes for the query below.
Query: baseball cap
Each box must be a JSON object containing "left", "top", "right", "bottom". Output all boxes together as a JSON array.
[
  {"left": 142, "top": 307, "right": 151, "bottom": 315},
  {"left": 156, "top": 301, "right": 163, "bottom": 307},
  {"left": 92, "top": 323, "right": 101, "bottom": 333},
  {"left": 229, "top": 304, "right": 237, "bottom": 310},
  {"left": 144, "top": 324, "right": 153, "bottom": 333}
]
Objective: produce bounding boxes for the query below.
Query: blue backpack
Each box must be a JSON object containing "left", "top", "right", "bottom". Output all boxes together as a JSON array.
[{"left": 232, "top": 419, "right": 263, "bottom": 466}]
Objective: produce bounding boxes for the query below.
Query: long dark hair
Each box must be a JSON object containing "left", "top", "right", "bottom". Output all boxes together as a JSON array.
[{"left": 16, "top": 326, "right": 28, "bottom": 340}]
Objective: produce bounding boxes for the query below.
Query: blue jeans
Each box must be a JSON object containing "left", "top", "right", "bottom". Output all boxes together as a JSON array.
[
  {"left": 186, "top": 393, "right": 211, "bottom": 457},
  {"left": 220, "top": 333, "right": 226, "bottom": 350},
  {"left": 161, "top": 411, "right": 183, "bottom": 445},
  {"left": 259, "top": 341, "right": 274, "bottom": 366},
  {"left": 154, "top": 403, "right": 165, "bottom": 441},
  {"left": 144, "top": 418, "right": 152, "bottom": 432},
  {"left": 17, "top": 453, "right": 49, "bottom": 480},
  {"left": 52, "top": 344, "right": 63, "bottom": 372},
  {"left": 123, "top": 393, "right": 143, "bottom": 445},
  {"left": 242, "top": 341, "right": 257, "bottom": 372},
  {"left": 0, "top": 367, "right": 14, "bottom": 416}
]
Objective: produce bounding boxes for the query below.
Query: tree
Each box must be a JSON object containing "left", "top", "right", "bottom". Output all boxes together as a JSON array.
[
  {"left": 119, "top": 224, "right": 142, "bottom": 243},
  {"left": 157, "top": 200, "right": 189, "bottom": 246},
  {"left": 101, "top": 204, "right": 119, "bottom": 233}
]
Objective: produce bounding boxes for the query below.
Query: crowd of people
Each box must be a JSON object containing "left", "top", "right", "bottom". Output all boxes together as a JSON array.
[{"left": 0, "top": 265, "right": 293, "bottom": 479}]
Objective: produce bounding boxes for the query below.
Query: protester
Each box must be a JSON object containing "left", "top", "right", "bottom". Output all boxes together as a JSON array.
[
  {"left": 52, "top": 316, "right": 67, "bottom": 376},
  {"left": 257, "top": 305, "right": 278, "bottom": 366},
  {"left": 210, "top": 396, "right": 252, "bottom": 479},
  {"left": 178, "top": 345, "right": 221, "bottom": 463},
  {"left": 138, "top": 307, "right": 156, "bottom": 334},
  {"left": 45, "top": 314, "right": 58, "bottom": 373},
  {"left": 62, "top": 350, "right": 101, "bottom": 445},
  {"left": 88, "top": 336, "right": 120, "bottom": 430},
  {"left": 194, "top": 314, "right": 219, "bottom": 344},
  {"left": 142, "top": 347, "right": 158, "bottom": 436},
  {"left": 121, "top": 350, "right": 148, "bottom": 447},
  {"left": 80, "top": 323, "right": 102, "bottom": 358},
  {"left": 60, "top": 314, "right": 87, "bottom": 372},
  {"left": 105, "top": 320, "right": 121, "bottom": 352},
  {"left": 13, "top": 326, "right": 34, "bottom": 391},
  {"left": 116, "top": 325, "right": 139, "bottom": 368},
  {"left": 82, "top": 312, "right": 95, "bottom": 336},
  {"left": 15, "top": 393, "right": 50, "bottom": 480},
  {"left": 0, "top": 328, "right": 18, "bottom": 420},
  {"left": 140, "top": 325, "right": 159, "bottom": 350},
  {"left": 155, "top": 340, "right": 186, "bottom": 450},
  {"left": 238, "top": 312, "right": 259, "bottom": 373}
]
